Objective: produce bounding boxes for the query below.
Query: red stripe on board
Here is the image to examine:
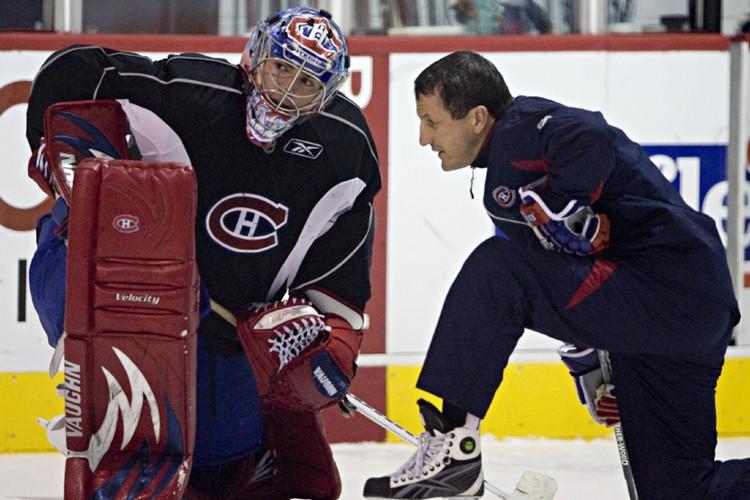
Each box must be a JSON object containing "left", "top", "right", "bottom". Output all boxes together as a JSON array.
[{"left": 0, "top": 32, "right": 731, "bottom": 53}]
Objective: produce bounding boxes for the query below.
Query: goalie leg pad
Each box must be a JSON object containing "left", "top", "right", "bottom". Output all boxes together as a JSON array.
[
  {"left": 63, "top": 159, "right": 199, "bottom": 499},
  {"left": 247, "top": 406, "right": 341, "bottom": 500}
]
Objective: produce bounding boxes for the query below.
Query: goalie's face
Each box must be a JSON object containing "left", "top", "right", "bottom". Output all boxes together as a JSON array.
[
  {"left": 253, "top": 58, "right": 325, "bottom": 116},
  {"left": 241, "top": 7, "right": 350, "bottom": 147}
]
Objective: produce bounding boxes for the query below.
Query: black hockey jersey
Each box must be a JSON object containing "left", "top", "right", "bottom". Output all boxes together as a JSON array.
[{"left": 27, "top": 45, "right": 381, "bottom": 322}]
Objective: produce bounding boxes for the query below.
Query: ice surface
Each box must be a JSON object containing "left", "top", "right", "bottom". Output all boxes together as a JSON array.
[{"left": 1, "top": 437, "right": 748, "bottom": 499}]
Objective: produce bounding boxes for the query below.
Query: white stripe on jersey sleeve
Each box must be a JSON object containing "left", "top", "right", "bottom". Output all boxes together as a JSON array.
[
  {"left": 266, "top": 178, "right": 367, "bottom": 302},
  {"left": 117, "top": 99, "right": 192, "bottom": 164}
]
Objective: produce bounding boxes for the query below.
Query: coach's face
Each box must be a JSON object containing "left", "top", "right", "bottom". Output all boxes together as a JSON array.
[{"left": 416, "top": 92, "right": 493, "bottom": 171}]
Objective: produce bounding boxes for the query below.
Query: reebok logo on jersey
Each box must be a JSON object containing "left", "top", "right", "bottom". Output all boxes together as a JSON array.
[{"left": 284, "top": 138, "right": 323, "bottom": 159}]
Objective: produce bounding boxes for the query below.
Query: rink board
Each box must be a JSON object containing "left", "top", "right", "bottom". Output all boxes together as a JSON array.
[
  {"left": 1, "top": 353, "right": 748, "bottom": 452},
  {"left": 387, "top": 352, "right": 750, "bottom": 443},
  {"left": 2, "top": 34, "right": 750, "bottom": 452}
]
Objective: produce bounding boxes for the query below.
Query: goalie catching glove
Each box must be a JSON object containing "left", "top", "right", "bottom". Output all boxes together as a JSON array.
[
  {"left": 519, "top": 183, "right": 610, "bottom": 256},
  {"left": 237, "top": 298, "right": 362, "bottom": 411},
  {"left": 558, "top": 344, "right": 620, "bottom": 426}
]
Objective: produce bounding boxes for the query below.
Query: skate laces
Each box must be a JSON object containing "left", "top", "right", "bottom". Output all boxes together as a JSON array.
[
  {"left": 268, "top": 315, "right": 329, "bottom": 370},
  {"left": 392, "top": 431, "right": 449, "bottom": 481}
]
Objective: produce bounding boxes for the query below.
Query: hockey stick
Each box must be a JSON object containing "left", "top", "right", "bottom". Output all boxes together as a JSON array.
[
  {"left": 343, "top": 393, "right": 558, "bottom": 500},
  {"left": 597, "top": 350, "right": 639, "bottom": 500}
]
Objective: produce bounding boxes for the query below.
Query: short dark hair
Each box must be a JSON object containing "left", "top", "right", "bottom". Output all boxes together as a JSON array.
[{"left": 414, "top": 51, "right": 513, "bottom": 119}]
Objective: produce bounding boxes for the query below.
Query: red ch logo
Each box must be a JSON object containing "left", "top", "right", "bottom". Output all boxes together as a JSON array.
[
  {"left": 113, "top": 214, "right": 140, "bottom": 234},
  {"left": 206, "top": 193, "right": 288, "bottom": 253}
]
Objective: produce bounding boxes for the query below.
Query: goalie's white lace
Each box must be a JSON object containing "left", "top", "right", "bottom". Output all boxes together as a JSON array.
[
  {"left": 391, "top": 431, "right": 448, "bottom": 482},
  {"left": 268, "top": 316, "right": 329, "bottom": 370}
]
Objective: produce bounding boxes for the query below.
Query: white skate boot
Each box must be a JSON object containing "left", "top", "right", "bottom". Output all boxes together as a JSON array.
[{"left": 363, "top": 399, "right": 483, "bottom": 499}]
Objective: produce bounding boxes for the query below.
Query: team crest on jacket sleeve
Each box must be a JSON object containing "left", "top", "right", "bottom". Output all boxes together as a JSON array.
[
  {"left": 492, "top": 185, "right": 516, "bottom": 208},
  {"left": 206, "top": 193, "right": 289, "bottom": 253}
]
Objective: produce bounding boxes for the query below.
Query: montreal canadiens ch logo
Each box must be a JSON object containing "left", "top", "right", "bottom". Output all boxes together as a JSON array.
[
  {"left": 206, "top": 193, "right": 289, "bottom": 253},
  {"left": 287, "top": 15, "right": 343, "bottom": 59},
  {"left": 492, "top": 186, "right": 516, "bottom": 208},
  {"left": 112, "top": 214, "right": 140, "bottom": 234}
]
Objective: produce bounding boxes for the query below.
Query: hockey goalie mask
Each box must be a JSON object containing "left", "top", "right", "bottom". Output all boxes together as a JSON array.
[{"left": 241, "top": 7, "right": 350, "bottom": 147}]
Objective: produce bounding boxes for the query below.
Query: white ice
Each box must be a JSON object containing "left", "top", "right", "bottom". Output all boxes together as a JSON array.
[{"left": 1, "top": 437, "right": 748, "bottom": 499}]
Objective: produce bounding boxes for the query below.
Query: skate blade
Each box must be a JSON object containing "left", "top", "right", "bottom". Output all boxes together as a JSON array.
[{"left": 510, "top": 471, "right": 558, "bottom": 500}]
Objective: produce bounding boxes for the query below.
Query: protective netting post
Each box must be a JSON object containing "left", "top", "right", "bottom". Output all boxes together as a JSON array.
[{"left": 727, "top": 36, "right": 749, "bottom": 346}]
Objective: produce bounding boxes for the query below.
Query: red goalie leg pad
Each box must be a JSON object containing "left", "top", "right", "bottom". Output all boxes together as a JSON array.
[
  {"left": 247, "top": 406, "right": 342, "bottom": 500},
  {"left": 63, "top": 159, "right": 199, "bottom": 499}
]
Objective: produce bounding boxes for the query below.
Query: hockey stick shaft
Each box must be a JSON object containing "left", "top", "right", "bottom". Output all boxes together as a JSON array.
[
  {"left": 344, "top": 393, "right": 511, "bottom": 499},
  {"left": 597, "top": 350, "right": 639, "bottom": 500}
]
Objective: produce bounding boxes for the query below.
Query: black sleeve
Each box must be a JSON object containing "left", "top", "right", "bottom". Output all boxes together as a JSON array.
[
  {"left": 26, "top": 45, "right": 169, "bottom": 149},
  {"left": 290, "top": 104, "right": 382, "bottom": 312},
  {"left": 540, "top": 109, "right": 615, "bottom": 212},
  {"left": 292, "top": 193, "right": 377, "bottom": 312}
]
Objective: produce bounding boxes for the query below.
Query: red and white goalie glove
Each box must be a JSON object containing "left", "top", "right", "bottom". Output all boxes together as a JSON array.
[
  {"left": 237, "top": 298, "right": 362, "bottom": 411},
  {"left": 558, "top": 344, "right": 620, "bottom": 426}
]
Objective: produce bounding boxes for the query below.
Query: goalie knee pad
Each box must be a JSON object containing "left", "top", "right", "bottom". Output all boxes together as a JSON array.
[{"left": 63, "top": 159, "right": 199, "bottom": 498}]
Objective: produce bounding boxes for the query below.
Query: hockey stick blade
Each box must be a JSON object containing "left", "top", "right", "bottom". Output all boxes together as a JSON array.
[{"left": 344, "top": 394, "right": 558, "bottom": 500}]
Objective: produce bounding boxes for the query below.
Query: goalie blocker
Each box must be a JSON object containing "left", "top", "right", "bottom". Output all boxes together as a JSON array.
[
  {"left": 63, "top": 158, "right": 199, "bottom": 499},
  {"left": 28, "top": 100, "right": 132, "bottom": 202}
]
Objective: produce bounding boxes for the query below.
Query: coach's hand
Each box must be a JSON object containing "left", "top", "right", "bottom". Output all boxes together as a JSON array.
[
  {"left": 558, "top": 343, "right": 620, "bottom": 426},
  {"left": 519, "top": 185, "right": 610, "bottom": 256}
]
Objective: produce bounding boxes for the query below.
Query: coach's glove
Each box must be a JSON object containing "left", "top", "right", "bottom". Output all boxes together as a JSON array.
[
  {"left": 519, "top": 185, "right": 610, "bottom": 256},
  {"left": 238, "top": 298, "right": 362, "bottom": 411},
  {"left": 558, "top": 344, "right": 620, "bottom": 426}
]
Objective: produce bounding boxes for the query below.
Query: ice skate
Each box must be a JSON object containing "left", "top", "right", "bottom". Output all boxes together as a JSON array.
[{"left": 363, "top": 399, "right": 483, "bottom": 499}]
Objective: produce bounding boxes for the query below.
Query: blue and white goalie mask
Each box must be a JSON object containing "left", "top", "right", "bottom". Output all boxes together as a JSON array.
[{"left": 241, "top": 7, "right": 350, "bottom": 147}]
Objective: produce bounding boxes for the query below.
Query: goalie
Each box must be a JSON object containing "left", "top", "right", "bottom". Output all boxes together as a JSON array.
[{"left": 27, "top": 7, "right": 380, "bottom": 499}]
